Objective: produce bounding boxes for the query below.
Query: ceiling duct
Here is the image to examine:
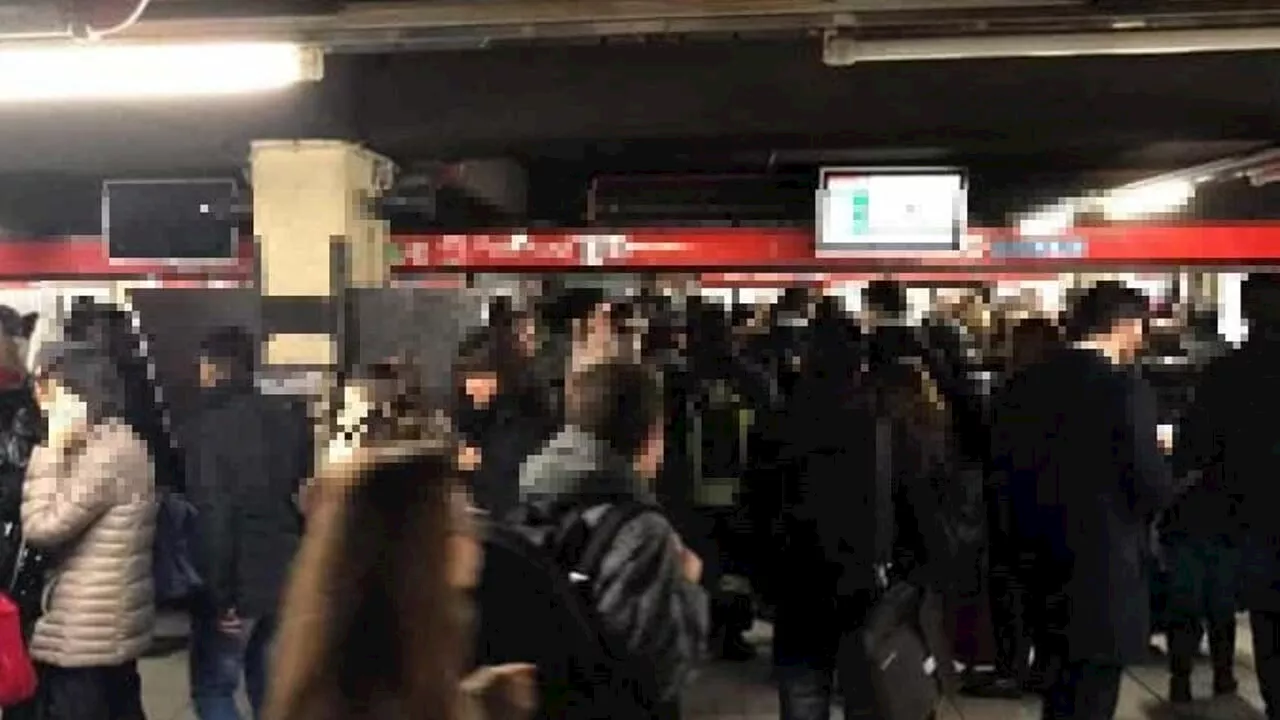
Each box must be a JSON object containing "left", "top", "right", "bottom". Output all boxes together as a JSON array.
[
  {"left": 410, "top": 158, "right": 527, "bottom": 218},
  {"left": 587, "top": 173, "right": 814, "bottom": 226},
  {"left": 0, "top": 0, "right": 153, "bottom": 41},
  {"left": 0, "top": 2, "right": 75, "bottom": 39},
  {"left": 117, "top": 0, "right": 1083, "bottom": 47}
]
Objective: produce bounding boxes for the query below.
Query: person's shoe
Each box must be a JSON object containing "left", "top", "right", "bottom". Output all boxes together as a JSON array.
[
  {"left": 1213, "top": 675, "right": 1239, "bottom": 697},
  {"left": 1170, "top": 677, "right": 1193, "bottom": 704},
  {"left": 1024, "top": 664, "right": 1056, "bottom": 695},
  {"left": 963, "top": 673, "right": 1024, "bottom": 699},
  {"left": 718, "top": 633, "right": 756, "bottom": 662}
]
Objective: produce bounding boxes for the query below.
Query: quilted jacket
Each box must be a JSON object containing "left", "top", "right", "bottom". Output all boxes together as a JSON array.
[{"left": 21, "top": 419, "right": 156, "bottom": 667}]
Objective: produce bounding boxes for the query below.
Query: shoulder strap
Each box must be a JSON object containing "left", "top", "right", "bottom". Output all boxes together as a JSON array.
[
  {"left": 576, "top": 501, "right": 654, "bottom": 579},
  {"left": 7, "top": 534, "right": 25, "bottom": 593},
  {"left": 873, "top": 415, "right": 895, "bottom": 586},
  {"left": 549, "top": 504, "right": 589, "bottom": 562}
]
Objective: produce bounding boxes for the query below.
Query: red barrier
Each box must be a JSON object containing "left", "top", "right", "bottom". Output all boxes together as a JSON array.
[
  {"left": 3, "top": 225, "right": 1280, "bottom": 279},
  {"left": 389, "top": 225, "right": 1280, "bottom": 270}
]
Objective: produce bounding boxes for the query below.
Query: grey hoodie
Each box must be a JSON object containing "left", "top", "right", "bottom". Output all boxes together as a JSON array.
[
  {"left": 516, "top": 426, "right": 708, "bottom": 706},
  {"left": 519, "top": 426, "right": 642, "bottom": 501}
]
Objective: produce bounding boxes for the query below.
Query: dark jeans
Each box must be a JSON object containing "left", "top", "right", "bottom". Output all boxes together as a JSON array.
[
  {"left": 1165, "top": 536, "right": 1240, "bottom": 685},
  {"left": 775, "top": 594, "right": 878, "bottom": 720},
  {"left": 36, "top": 661, "right": 146, "bottom": 720},
  {"left": 990, "top": 545, "right": 1037, "bottom": 681},
  {"left": 711, "top": 589, "right": 754, "bottom": 638},
  {"left": 1253, "top": 611, "right": 1280, "bottom": 720},
  {"left": 776, "top": 645, "right": 880, "bottom": 720},
  {"left": 1041, "top": 662, "right": 1123, "bottom": 720},
  {"left": 190, "top": 604, "right": 276, "bottom": 720}
]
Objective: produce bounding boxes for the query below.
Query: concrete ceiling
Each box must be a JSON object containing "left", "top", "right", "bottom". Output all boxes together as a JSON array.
[
  {"left": 0, "top": 39, "right": 1274, "bottom": 177},
  {"left": 0, "top": 1, "right": 1278, "bottom": 231}
]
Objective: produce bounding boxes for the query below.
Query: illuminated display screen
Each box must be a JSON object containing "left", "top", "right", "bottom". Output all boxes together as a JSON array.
[{"left": 817, "top": 169, "right": 967, "bottom": 252}]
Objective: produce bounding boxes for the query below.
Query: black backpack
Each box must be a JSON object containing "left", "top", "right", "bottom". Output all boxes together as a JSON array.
[{"left": 473, "top": 500, "right": 660, "bottom": 720}]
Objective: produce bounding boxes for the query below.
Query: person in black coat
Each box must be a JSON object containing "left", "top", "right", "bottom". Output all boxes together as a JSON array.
[
  {"left": 185, "top": 327, "right": 313, "bottom": 720},
  {"left": 772, "top": 324, "right": 964, "bottom": 720},
  {"left": 0, "top": 307, "right": 42, "bottom": 720},
  {"left": 976, "top": 316, "right": 1065, "bottom": 699},
  {"left": 0, "top": 305, "right": 39, "bottom": 534},
  {"left": 770, "top": 321, "right": 875, "bottom": 720},
  {"left": 1175, "top": 274, "right": 1280, "bottom": 719},
  {"left": 990, "top": 282, "right": 1176, "bottom": 720},
  {"left": 453, "top": 334, "right": 556, "bottom": 520},
  {"left": 1161, "top": 306, "right": 1247, "bottom": 704}
]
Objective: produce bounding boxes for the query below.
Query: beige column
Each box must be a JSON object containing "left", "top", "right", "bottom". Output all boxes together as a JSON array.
[{"left": 250, "top": 140, "right": 394, "bottom": 370}]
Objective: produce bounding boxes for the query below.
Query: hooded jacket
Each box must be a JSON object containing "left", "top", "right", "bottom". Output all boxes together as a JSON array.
[{"left": 516, "top": 427, "right": 708, "bottom": 706}]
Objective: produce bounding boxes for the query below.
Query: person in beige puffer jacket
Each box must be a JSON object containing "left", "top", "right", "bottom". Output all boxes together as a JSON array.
[{"left": 21, "top": 340, "right": 156, "bottom": 720}]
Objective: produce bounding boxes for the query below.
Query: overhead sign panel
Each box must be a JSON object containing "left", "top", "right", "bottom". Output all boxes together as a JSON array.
[{"left": 817, "top": 167, "right": 968, "bottom": 252}]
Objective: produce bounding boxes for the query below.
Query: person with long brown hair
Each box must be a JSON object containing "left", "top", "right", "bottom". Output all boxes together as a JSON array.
[{"left": 266, "top": 441, "right": 535, "bottom": 720}]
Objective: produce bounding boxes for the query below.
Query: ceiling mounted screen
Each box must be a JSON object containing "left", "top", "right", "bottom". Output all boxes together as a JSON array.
[
  {"left": 817, "top": 168, "right": 967, "bottom": 252},
  {"left": 103, "top": 178, "right": 239, "bottom": 263}
]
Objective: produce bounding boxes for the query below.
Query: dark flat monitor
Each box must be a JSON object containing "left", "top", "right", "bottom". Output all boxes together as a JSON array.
[{"left": 103, "top": 179, "right": 239, "bottom": 263}]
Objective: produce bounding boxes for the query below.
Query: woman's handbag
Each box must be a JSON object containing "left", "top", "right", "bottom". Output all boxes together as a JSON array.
[{"left": 0, "top": 538, "right": 36, "bottom": 707}]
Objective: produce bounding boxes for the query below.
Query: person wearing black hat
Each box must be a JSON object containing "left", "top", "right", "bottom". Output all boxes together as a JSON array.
[{"left": 990, "top": 281, "right": 1176, "bottom": 720}]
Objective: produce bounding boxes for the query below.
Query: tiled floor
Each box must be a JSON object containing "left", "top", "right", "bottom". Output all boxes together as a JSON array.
[{"left": 139, "top": 613, "right": 1269, "bottom": 720}]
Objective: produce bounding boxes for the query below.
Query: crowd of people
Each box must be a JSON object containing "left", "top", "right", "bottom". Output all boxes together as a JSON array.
[{"left": 0, "top": 276, "right": 1276, "bottom": 720}]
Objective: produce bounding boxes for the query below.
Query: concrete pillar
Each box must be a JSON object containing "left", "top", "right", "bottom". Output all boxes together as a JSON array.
[{"left": 250, "top": 140, "right": 395, "bottom": 371}]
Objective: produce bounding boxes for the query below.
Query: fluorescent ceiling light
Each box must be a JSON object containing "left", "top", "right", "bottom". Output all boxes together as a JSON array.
[
  {"left": 1018, "top": 206, "right": 1074, "bottom": 237},
  {"left": 1102, "top": 179, "right": 1196, "bottom": 221},
  {"left": 0, "top": 42, "right": 322, "bottom": 102}
]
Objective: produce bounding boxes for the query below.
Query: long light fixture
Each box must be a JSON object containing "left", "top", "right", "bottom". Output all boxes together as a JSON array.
[
  {"left": 0, "top": 42, "right": 322, "bottom": 102},
  {"left": 1101, "top": 179, "right": 1197, "bottom": 221},
  {"left": 824, "top": 26, "right": 1280, "bottom": 65},
  {"left": 1017, "top": 205, "right": 1075, "bottom": 238},
  {"left": 1017, "top": 178, "right": 1200, "bottom": 235}
]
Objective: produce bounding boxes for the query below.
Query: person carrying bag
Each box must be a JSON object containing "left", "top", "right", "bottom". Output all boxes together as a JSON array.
[{"left": 836, "top": 416, "right": 948, "bottom": 720}]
